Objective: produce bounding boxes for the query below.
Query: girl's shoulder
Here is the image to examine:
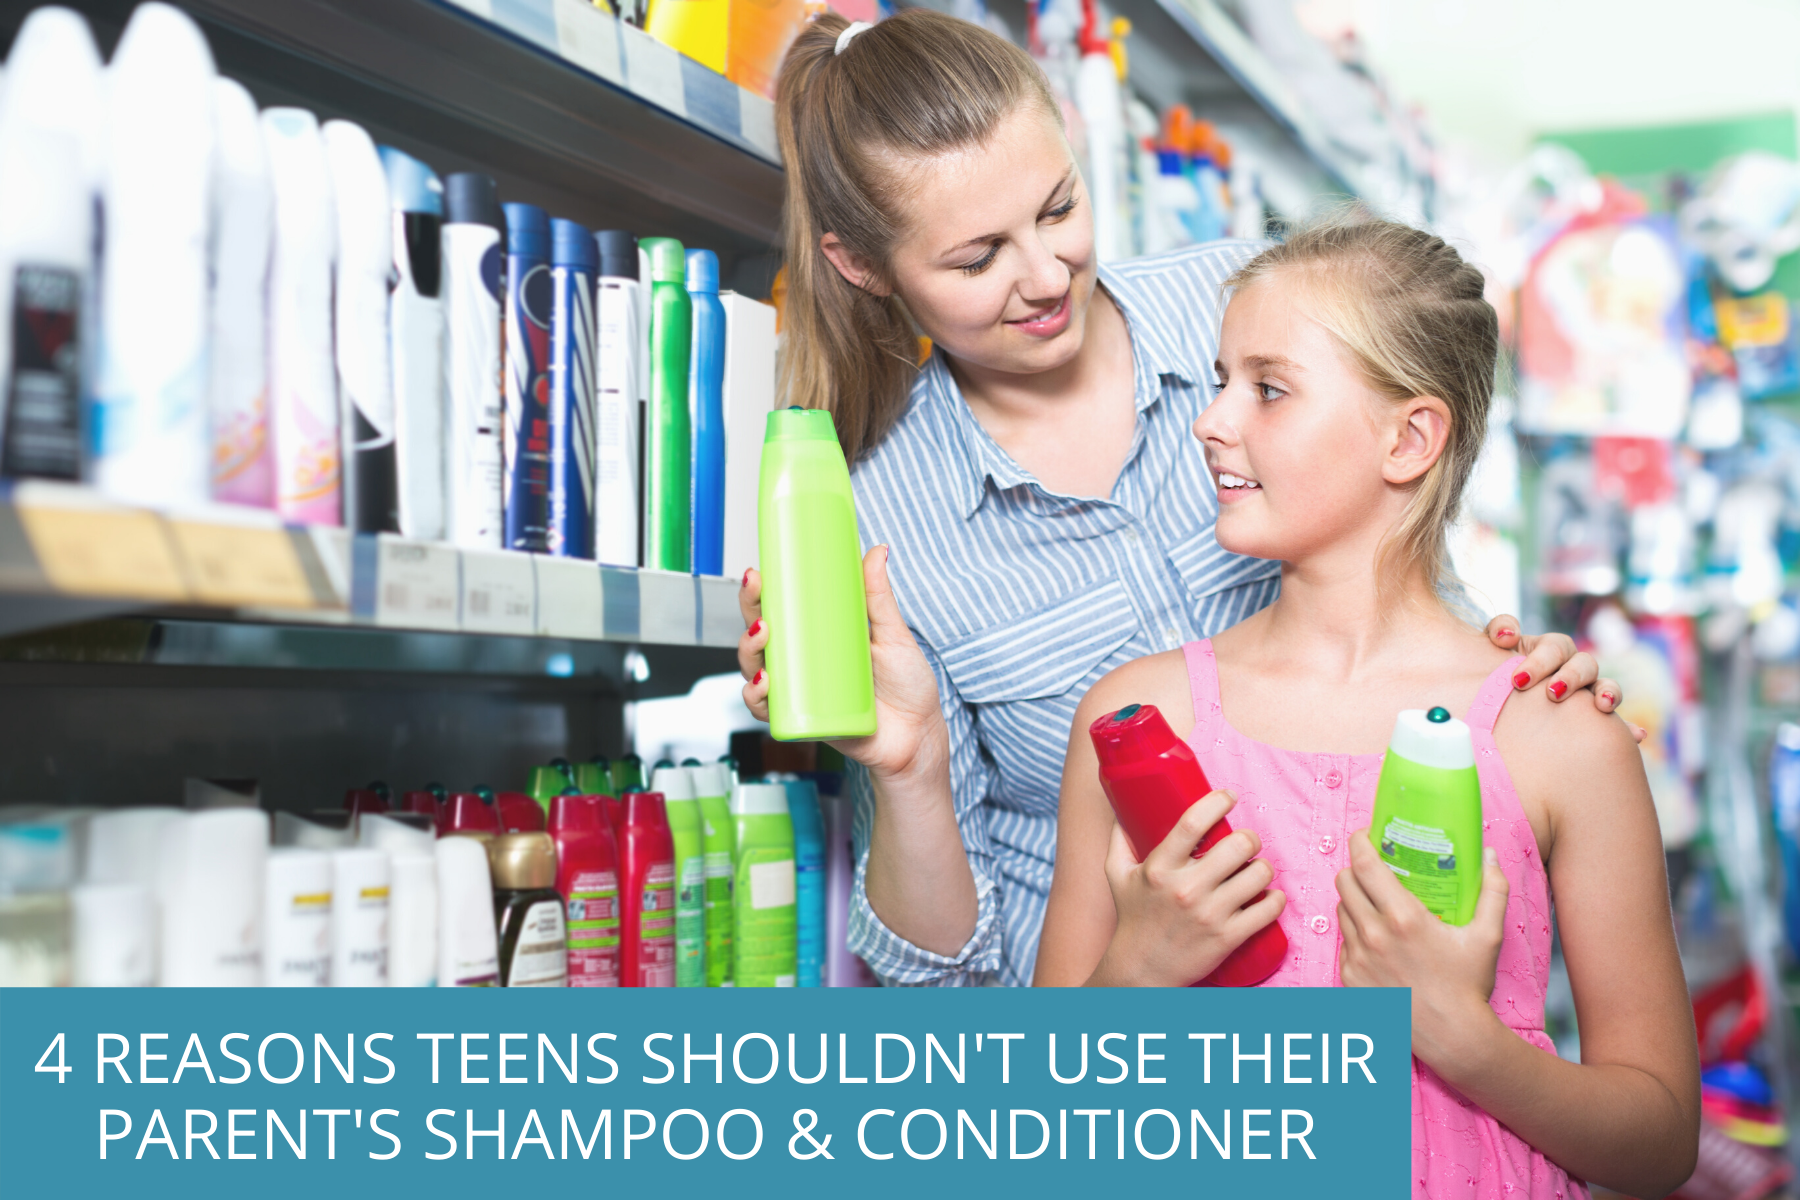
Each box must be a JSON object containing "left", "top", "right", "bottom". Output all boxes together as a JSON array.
[
  {"left": 1076, "top": 647, "right": 1196, "bottom": 742},
  {"left": 1494, "top": 669, "right": 1648, "bottom": 836}
]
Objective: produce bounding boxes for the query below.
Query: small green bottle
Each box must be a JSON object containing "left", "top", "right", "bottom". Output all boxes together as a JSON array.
[
  {"left": 692, "top": 762, "right": 735, "bottom": 986},
  {"left": 759, "top": 407, "right": 875, "bottom": 741},
  {"left": 641, "top": 237, "right": 692, "bottom": 574},
  {"left": 731, "top": 782, "right": 796, "bottom": 987},
  {"left": 526, "top": 764, "right": 568, "bottom": 816},
  {"left": 1369, "top": 706, "right": 1485, "bottom": 925},
  {"left": 574, "top": 756, "right": 610, "bottom": 797},
  {"left": 652, "top": 764, "right": 706, "bottom": 986},
  {"left": 612, "top": 753, "right": 645, "bottom": 797}
]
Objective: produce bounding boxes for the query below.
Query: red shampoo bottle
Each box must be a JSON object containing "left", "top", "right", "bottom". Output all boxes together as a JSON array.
[
  {"left": 616, "top": 789, "right": 677, "bottom": 987},
  {"left": 549, "top": 794, "right": 622, "bottom": 988},
  {"left": 1088, "top": 702, "right": 1288, "bottom": 986}
]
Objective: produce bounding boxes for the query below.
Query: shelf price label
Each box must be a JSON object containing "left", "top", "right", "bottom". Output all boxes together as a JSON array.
[
  {"left": 460, "top": 548, "right": 537, "bottom": 636},
  {"left": 165, "top": 520, "right": 318, "bottom": 610},
  {"left": 373, "top": 537, "right": 460, "bottom": 631},
  {"left": 534, "top": 554, "right": 603, "bottom": 639},
  {"left": 14, "top": 498, "right": 189, "bottom": 602}
]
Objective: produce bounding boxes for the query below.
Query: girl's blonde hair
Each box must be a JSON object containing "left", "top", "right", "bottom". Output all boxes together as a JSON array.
[
  {"left": 775, "top": 9, "right": 1058, "bottom": 461},
  {"left": 1224, "top": 217, "right": 1498, "bottom": 601}
]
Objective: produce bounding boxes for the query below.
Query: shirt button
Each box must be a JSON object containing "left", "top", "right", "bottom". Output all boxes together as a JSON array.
[
  {"left": 1124, "top": 527, "right": 1138, "bottom": 542},
  {"left": 1318, "top": 834, "right": 1336, "bottom": 854},
  {"left": 1310, "top": 914, "right": 1331, "bottom": 935},
  {"left": 1323, "top": 770, "right": 1343, "bottom": 788}
]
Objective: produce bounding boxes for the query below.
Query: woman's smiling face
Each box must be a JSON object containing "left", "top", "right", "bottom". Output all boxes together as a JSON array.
[{"left": 874, "top": 103, "right": 1099, "bottom": 379}]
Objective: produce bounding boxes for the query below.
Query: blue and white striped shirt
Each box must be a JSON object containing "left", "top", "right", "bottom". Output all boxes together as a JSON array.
[{"left": 845, "top": 241, "right": 1280, "bottom": 987}]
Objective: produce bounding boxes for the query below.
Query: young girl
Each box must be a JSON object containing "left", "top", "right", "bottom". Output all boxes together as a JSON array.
[{"left": 1032, "top": 220, "right": 1699, "bottom": 1198}]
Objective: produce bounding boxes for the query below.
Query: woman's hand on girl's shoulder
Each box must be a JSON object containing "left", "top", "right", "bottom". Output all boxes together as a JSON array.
[
  {"left": 738, "top": 548, "right": 949, "bottom": 786},
  {"left": 1484, "top": 615, "right": 1644, "bottom": 743}
]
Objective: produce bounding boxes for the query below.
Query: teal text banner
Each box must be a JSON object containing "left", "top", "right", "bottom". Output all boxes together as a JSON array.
[{"left": 0, "top": 986, "right": 1409, "bottom": 1198}]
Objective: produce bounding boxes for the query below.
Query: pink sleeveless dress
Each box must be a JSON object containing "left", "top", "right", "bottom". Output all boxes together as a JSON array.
[{"left": 1181, "top": 640, "right": 1587, "bottom": 1200}]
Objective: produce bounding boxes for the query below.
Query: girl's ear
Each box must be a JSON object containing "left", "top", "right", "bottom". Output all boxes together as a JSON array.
[
  {"left": 1384, "top": 395, "right": 1451, "bottom": 486},
  {"left": 820, "top": 233, "right": 892, "bottom": 297}
]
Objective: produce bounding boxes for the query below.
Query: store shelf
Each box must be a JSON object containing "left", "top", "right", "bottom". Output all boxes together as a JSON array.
[
  {"left": 0, "top": 482, "right": 745, "bottom": 653},
  {"left": 14, "top": 0, "right": 786, "bottom": 274}
]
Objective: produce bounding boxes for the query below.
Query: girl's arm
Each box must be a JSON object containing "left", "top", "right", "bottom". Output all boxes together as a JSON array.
[
  {"left": 740, "top": 549, "right": 980, "bottom": 963},
  {"left": 1337, "top": 700, "right": 1698, "bottom": 1198},
  {"left": 1036, "top": 653, "right": 1284, "bottom": 987}
]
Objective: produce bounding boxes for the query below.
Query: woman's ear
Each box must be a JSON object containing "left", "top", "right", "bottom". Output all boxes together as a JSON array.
[
  {"left": 820, "top": 233, "right": 891, "bottom": 297},
  {"left": 1383, "top": 395, "right": 1451, "bottom": 486}
]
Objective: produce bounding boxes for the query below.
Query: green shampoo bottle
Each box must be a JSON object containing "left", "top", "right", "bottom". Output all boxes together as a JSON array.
[
  {"left": 1368, "top": 706, "right": 1485, "bottom": 925},
  {"left": 641, "top": 237, "right": 692, "bottom": 573},
  {"left": 731, "top": 782, "right": 796, "bottom": 987},
  {"left": 758, "top": 407, "right": 875, "bottom": 741},
  {"left": 651, "top": 764, "right": 706, "bottom": 987}
]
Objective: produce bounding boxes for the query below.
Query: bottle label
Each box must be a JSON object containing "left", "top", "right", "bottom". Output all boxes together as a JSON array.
[
  {"left": 636, "top": 861, "right": 676, "bottom": 986},
  {"left": 675, "top": 855, "right": 705, "bottom": 987},
  {"left": 566, "top": 868, "right": 620, "bottom": 988},
  {"left": 507, "top": 899, "right": 568, "bottom": 987},
  {"left": 267, "top": 889, "right": 331, "bottom": 986},
  {"left": 3, "top": 265, "right": 81, "bottom": 480},
  {"left": 1377, "top": 816, "right": 1461, "bottom": 920}
]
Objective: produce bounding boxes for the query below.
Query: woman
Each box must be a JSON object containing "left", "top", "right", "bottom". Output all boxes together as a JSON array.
[{"left": 738, "top": 9, "right": 1621, "bottom": 987}]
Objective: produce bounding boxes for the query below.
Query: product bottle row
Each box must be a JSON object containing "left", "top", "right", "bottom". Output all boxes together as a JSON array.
[
  {"left": 0, "top": 755, "right": 877, "bottom": 989},
  {"left": 0, "top": 2, "right": 775, "bottom": 585}
]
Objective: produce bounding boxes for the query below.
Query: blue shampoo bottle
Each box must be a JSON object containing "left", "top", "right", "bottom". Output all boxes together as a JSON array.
[
  {"left": 781, "top": 776, "right": 825, "bottom": 987},
  {"left": 686, "top": 248, "right": 727, "bottom": 576},
  {"left": 502, "top": 202, "right": 552, "bottom": 552},
  {"left": 549, "top": 218, "right": 597, "bottom": 558}
]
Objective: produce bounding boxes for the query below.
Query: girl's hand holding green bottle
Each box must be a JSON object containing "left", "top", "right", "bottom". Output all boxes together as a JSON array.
[
  {"left": 738, "top": 547, "right": 949, "bottom": 786},
  {"left": 1335, "top": 831, "right": 1512, "bottom": 1075}
]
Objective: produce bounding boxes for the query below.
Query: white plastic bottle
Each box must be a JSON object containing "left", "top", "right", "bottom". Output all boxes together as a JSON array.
[
  {"left": 156, "top": 809, "right": 268, "bottom": 986},
  {"left": 594, "top": 230, "right": 642, "bottom": 566},
  {"left": 260, "top": 107, "right": 340, "bottom": 526},
  {"left": 329, "top": 846, "right": 389, "bottom": 986},
  {"left": 434, "top": 835, "right": 499, "bottom": 986},
  {"left": 440, "top": 172, "right": 504, "bottom": 548},
  {"left": 207, "top": 77, "right": 274, "bottom": 507},
  {"left": 92, "top": 2, "right": 217, "bottom": 509},
  {"left": 322, "top": 120, "right": 396, "bottom": 534},
  {"left": 263, "top": 847, "right": 331, "bottom": 986},
  {"left": 380, "top": 146, "right": 446, "bottom": 541}
]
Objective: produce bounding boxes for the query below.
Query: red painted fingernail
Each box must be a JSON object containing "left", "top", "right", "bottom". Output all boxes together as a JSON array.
[
  {"left": 742, "top": 568, "right": 751, "bottom": 589},
  {"left": 1549, "top": 680, "right": 1568, "bottom": 700},
  {"left": 1600, "top": 691, "right": 1614, "bottom": 705},
  {"left": 749, "top": 619, "right": 765, "bottom": 637},
  {"left": 753, "top": 669, "right": 765, "bottom": 686},
  {"left": 1512, "top": 671, "right": 1530, "bottom": 689},
  {"left": 1497, "top": 629, "right": 1515, "bottom": 640}
]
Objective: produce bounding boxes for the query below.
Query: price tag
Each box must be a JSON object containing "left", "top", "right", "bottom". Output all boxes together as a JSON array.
[
  {"left": 698, "top": 575, "right": 743, "bottom": 647},
  {"left": 553, "top": 0, "right": 622, "bottom": 83},
  {"left": 14, "top": 495, "right": 188, "bottom": 602},
  {"left": 637, "top": 568, "right": 697, "bottom": 645},
  {"left": 374, "top": 537, "right": 461, "bottom": 631},
  {"left": 620, "top": 23, "right": 685, "bottom": 117},
  {"left": 166, "top": 520, "right": 317, "bottom": 609},
  {"left": 534, "top": 555, "right": 603, "bottom": 639},
  {"left": 461, "top": 548, "right": 537, "bottom": 635}
]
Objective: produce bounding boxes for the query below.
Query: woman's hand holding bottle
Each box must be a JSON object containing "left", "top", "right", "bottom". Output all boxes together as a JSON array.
[
  {"left": 1336, "top": 830, "right": 1511, "bottom": 1073},
  {"left": 1087, "top": 789, "right": 1286, "bottom": 987},
  {"left": 738, "top": 546, "right": 948, "bottom": 788}
]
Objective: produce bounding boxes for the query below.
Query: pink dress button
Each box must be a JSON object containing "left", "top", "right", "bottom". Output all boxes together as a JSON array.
[
  {"left": 1318, "top": 834, "right": 1337, "bottom": 854},
  {"left": 1309, "top": 914, "right": 1331, "bottom": 935},
  {"left": 1323, "top": 770, "right": 1343, "bottom": 788}
]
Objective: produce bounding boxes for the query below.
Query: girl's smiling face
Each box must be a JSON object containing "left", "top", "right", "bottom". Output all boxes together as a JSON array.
[{"left": 1195, "top": 271, "right": 1453, "bottom": 569}]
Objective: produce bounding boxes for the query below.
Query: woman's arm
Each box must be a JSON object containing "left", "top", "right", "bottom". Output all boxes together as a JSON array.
[
  {"left": 739, "top": 549, "right": 985, "bottom": 967},
  {"left": 1036, "top": 653, "right": 1283, "bottom": 987},
  {"left": 1337, "top": 701, "right": 1698, "bottom": 1198}
]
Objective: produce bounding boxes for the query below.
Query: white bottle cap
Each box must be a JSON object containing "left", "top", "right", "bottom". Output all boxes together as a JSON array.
[
  {"left": 690, "top": 762, "right": 731, "bottom": 800},
  {"left": 1387, "top": 707, "right": 1475, "bottom": 771},
  {"left": 651, "top": 765, "right": 697, "bottom": 801},
  {"left": 731, "top": 783, "right": 790, "bottom": 816}
]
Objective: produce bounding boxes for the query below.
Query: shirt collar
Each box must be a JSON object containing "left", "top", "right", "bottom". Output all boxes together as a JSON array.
[{"left": 928, "top": 266, "right": 1197, "bottom": 518}]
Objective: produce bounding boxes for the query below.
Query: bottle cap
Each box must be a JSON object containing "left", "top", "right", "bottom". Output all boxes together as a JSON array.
[
  {"left": 343, "top": 788, "right": 389, "bottom": 816},
  {"left": 552, "top": 217, "right": 596, "bottom": 270},
  {"left": 400, "top": 790, "right": 441, "bottom": 819},
  {"left": 595, "top": 231, "right": 639, "bottom": 280},
  {"left": 496, "top": 791, "right": 547, "bottom": 833},
  {"left": 548, "top": 793, "right": 605, "bottom": 834},
  {"left": 622, "top": 790, "right": 668, "bottom": 827},
  {"left": 489, "top": 832, "right": 557, "bottom": 889},
  {"left": 731, "top": 782, "right": 791, "bottom": 816},
  {"left": 574, "top": 760, "right": 610, "bottom": 795},
  {"left": 691, "top": 762, "right": 732, "bottom": 799},
  {"left": 764, "top": 406, "right": 838, "bottom": 444},
  {"left": 650, "top": 765, "right": 697, "bottom": 801},
  {"left": 443, "top": 792, "right": 500, "bottom": 838},
  {"left": 1386, "top": 708, "right": 1475, "bottom": 771},
  {"left": 503, "top": 202, "right": 550, "bottom": 259},
  {"left": 1086, "top": 701, "right": 1185, "bottom": 769},
  {"left": 379, "top": 146, "right": 443, "bottom": 215},
  {"left": 641, "top": 236, "right": 686, "bottom": 284},
  {"left": 527, "top": 764, "right": 569, "bottom": 801},
  {"left": 685, "top": 248, "right": 719, "bottom": 294},
  {"left": 444, "top": 172, "right": 501, "bottom": 230}
]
